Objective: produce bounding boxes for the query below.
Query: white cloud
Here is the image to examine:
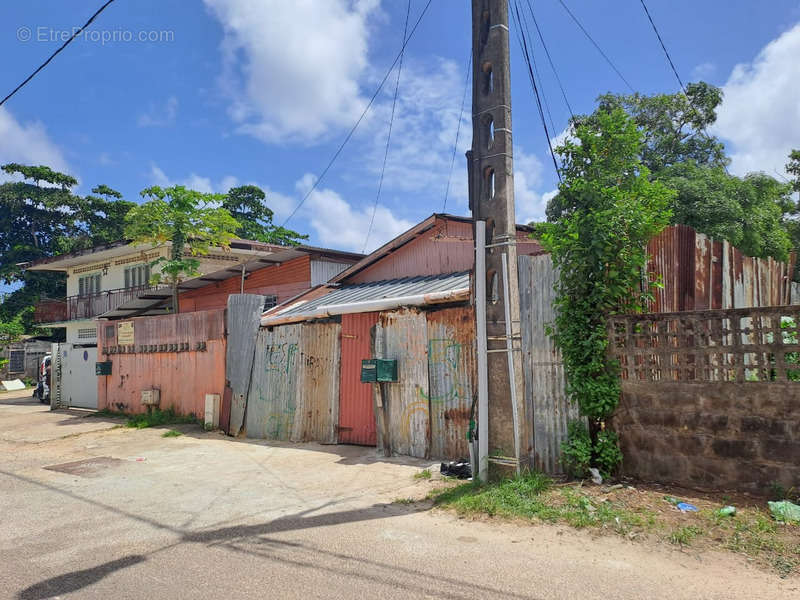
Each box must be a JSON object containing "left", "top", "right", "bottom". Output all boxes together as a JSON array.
[
  {"left": 691, "top": 61, "right": 716, "bottom": 81},
  {"left": 295, "top": 173, "right": 413, "bottom": 252},
  {"left": 513, "top": 148, "right": 550, "bottom": 224},
  {"left": 356, "top": 57, "right": 472, "bottom": 211},
  {"left": 714, "top": 24, "right": 800, "bottom": 176},
  {"left": 137, "top": 96, "right": 179, "bottom": 127},
  {"left": 203, "top": 0, "right": 379, "bottom": 143},
  {"left": 149, "top": 164, "right": 232, "bottom": 194},
  {"left": 0, "top": 107, "right": 69, "bottom": 174},
  {"left": 549, "top": 124, "right": 576, "bottom": 153}
]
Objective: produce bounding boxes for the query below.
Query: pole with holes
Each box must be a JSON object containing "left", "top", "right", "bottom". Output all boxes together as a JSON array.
[{"left": 467, "top": 0, "right": 527, "bottom": 477}]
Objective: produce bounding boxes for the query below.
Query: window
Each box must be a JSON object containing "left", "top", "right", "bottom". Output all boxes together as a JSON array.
[
  {"left": 124, "top": 264, "right": 151, "bottom": 289},
  {"left": 8, "top": 350, "right": 24, "bottom": 373},
  {"left": 78, "top": 273, "right": 101, "bottom": 297},
  {"left": 263, "top": 295, "right": 278, "bottom": 311},
  {"left": 78, "top": 328, "right": 97, "bottom": 340}
]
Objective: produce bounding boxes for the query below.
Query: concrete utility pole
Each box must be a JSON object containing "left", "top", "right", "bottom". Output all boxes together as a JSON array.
[{"left": 468, "top": 0, "right": 527, "bottom": 476}]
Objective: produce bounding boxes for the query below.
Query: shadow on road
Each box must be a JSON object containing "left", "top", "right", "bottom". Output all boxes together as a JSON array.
[{"left": 17, "top": 556, "right": 146, "bottom": 600}]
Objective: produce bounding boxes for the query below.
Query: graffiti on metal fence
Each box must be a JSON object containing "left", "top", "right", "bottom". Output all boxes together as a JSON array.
[
  {"left": 426, "top": 338, "right": 467, "bottom": 405},
  {"left": 265, "top": 342, "right": 298, "bottom": 374}
]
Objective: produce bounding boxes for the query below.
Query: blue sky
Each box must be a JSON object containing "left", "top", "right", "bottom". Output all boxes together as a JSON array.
[{"left": 2, "top": 0, "right": 800, "bottom": 277}]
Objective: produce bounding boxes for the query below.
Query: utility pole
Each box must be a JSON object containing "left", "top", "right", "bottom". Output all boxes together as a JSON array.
[{"left": 468, "top": 0, "right": 527, "bottom": 477}]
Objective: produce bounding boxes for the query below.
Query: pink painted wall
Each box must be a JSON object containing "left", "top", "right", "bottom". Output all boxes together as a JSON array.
[{"left": 96, "top": 310, "right": 226, "bottom": 416}]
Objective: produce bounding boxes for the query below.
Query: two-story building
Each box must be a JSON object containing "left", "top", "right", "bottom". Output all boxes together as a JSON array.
[{"left": 26, "top": 239, "right": 361, "bottom": 409}]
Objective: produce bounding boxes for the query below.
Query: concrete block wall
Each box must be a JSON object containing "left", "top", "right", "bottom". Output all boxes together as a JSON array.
[{"left": 614, "top": 381, "right": 799, "bottom": 492}]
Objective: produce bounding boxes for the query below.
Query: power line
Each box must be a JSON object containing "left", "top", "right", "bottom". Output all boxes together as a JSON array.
[
  {"left": 556, "top": 0, "right": 634, "bottom": 93},
  {"left": 442, "top": 51, "right": 471, "bottom": 213},
  {"left": 363, "top": 0, "right": 411, "bottom": 253},
  {"left": 281, "top": 0, "right": 433, "bottom": 229},
  {"left": 517, "top": 4, "right": 557, "bottom": 139},
  {"left": 510, "top": 0, "right": 562, "bottom": 181},
  {"left": 637, "top": 0, "right": 729, "bottom": 174},
  {"left": 525, "top": 0, "right": 574, "bottom": 120},
  {"left": 0, "top": 0, "right": 117, "bottom": 107},
  {"left": 638, "top": 0, "right": 685, "bottom": 92}
]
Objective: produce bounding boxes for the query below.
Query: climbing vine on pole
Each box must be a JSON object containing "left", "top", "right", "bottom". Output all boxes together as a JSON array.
[{"left": 539, "top": 108, "right": 675, "bottom": 475}]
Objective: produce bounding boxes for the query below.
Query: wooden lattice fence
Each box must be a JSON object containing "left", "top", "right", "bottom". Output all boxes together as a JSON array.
[{"left": 608, "top": 306, "right": 800, "bottom": 383}]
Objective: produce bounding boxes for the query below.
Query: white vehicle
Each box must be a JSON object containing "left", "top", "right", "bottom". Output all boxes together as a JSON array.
[{"left": 32, "top": 354, "right": 51, "bottom": 404}]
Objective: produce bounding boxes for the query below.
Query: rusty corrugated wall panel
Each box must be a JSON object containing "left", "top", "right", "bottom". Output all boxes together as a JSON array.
[
  {"left": 375, "top": 308, "right": 430, "bottom": 458},
  {"left": 226, "top": 294, "right": 266, "bottom": 436},
  {"left": 426, "top": 307, "right": 475, "bottom": 460},
  {"left": 294, "top": 321, "right": 340, "bottom": 443},
  {"left": 518, "top": 255, "right": 583, "bottom": 474},
  {"left": 246, "top": 324, "right": 300, "bottom": 440},
  {"left": 96, "top": 310, "right": 227, "bottom": 416},
  {"left": 647, "top": 225, "right": 793, "bottom": 312},
  {"left": 338, "top": 312, "right": 379, "bottom": 445}
]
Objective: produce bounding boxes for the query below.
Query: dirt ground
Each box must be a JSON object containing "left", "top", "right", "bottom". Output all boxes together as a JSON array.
[{"left": 1, "top": 389, "right": 798, "bottom": 599}]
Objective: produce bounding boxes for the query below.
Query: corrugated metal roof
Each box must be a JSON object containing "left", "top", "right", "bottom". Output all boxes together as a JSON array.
[{"left": 269, "top": 271, "right": 471, "bottom": 319}]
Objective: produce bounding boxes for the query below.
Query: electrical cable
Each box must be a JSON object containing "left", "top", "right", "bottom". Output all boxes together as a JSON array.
[
  {"left": 510, "top": 0, "right": 562, "bottom": 181},
  {"left": 516, "top": 4, "right": 557, "bottom": 139},
  {"left": 442, "top": 51, "right": 471, "bottom": 213},
  {"left": 556, "top": 0, "right": 634, "bottom": 93},
  {"left": 638, "top": 0, "right": 685, "bottom": 93},
  {"left": 362, "top": 0, "right": 411, "bottom": 253},
  {"left": 1, "top": 0, "right": 117, "bottom": 107},
  {"left": 525, "top": 0, "right": 574, "bottom": 120},
  {"left": 280, "top": 0, "right": 433, "bottom": 229}
]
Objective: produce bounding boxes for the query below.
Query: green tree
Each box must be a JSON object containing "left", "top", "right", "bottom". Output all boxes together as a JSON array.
[
  {"left": 222, "top": 185, "right": 307, "bottom": 245},
  {"left": 124, "top": 185, "right": 240, "bottom": 313},
  {"left": 0, "top": 313, "right": 25, "bottom": 371},
  {"left": 540, "top": 107, "right": 674, "bottom": 473},
  {"left": 788, "top": 149, "right": 800, "bottom": 194},
  {"left": 546, "top": 87, "right": 798, "bottom": 266},
  {"left": 81, "top": 185, "right": 137, "bottom": 246},
  {"left": 595, "top": 81, "right": 728, "bottom": 173},
  {"left": 0, "top": 165, "right": 136, "bottom": 332},
  {"left": 659, "top": 163, "right": 794, "bottom": 260}
]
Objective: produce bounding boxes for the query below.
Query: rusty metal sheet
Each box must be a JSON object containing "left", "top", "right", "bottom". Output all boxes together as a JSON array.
[
  {"left": 97, "top": 339, "right": 226, "bottom": 417},
  {"left": 226, "top": 294, "right": 266, "bottom": 436},
  {"left": 375, "top": 308, "right": 429, "bottom": 458},
  {"left": 246, "top": 324, "right": 300, "bottom": 440},
  {"left": 518, "top": 254, "right": 583, "bottom": 474},
  {"left": 294, "top": 322, "right": 341, "bottom": 443},
  {"left": 647, "top": 225, "right": 794, "bottom": 312},
  {"left": 338, "top": 312, "right": 379, "bottom": 446},
  {"left": 426, "top": 307, "right": 475, "bottom": 460}
]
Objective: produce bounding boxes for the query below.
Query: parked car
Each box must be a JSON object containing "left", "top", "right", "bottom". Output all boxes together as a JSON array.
[{"left": 32, "top": 354, "right": 51, "bottom": 404}]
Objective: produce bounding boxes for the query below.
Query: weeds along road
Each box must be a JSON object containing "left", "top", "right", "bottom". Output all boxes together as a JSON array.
[{"left": 1, "top": 391, "right": 796, "bottom": 600}]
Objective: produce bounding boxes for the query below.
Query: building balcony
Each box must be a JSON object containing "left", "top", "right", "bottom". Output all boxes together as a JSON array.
[{"left": 33, "top": 286, "right": 169, "bottom": 324}]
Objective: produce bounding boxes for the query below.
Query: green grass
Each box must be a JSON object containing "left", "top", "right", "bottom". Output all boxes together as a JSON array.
[
  {"left": 161, "top": 429, "right": 183, "bottom": 438},
  {"left": 91, "top": 407, "right": 197, "bottom": 429},
  {"left": 414, "top": 469, "right": 432, "bottom": 480},
  {"left": 126, "top": 408, "right": 197, "bottom": 429},
  {"left": 394, "top": 497, "right": 416, "bottom": 505},
  {"left": 429, "top": 473, "right": 799, "bottom": 576},
  {"left": 668, "top": 525, "right": 703, "bottom": 546}
]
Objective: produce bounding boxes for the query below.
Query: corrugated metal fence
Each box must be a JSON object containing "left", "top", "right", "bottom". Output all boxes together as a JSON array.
[
  {"left": 245, "top": 322, "right": 341, "bottom": 442},
  {"left": 518, "top": 255, "right": 581, "bottom": 474},
  {"left": 647, "top": 225, "right": 794, "bottom": 311}
]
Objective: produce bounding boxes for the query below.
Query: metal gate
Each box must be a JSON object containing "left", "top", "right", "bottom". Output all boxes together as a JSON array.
[{"left": 338, "top": 312, "right": 378, "bottom": 445}]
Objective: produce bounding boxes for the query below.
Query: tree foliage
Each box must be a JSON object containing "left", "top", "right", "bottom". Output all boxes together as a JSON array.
[
  {"left": 594, "top": 82, "right": 728, "bottom": 172},
  {"left": 546, "top": 85, "right": 799, "bottom": 266},
  {"left": 788, "top": 149, "right": 800, "bottom": 194},
  {"left": 0, "top": 164, "right": 135, "bottom": 332},
  {"left": 540, "top": 108, "right": 674, "bottom": 474},
  {"left": 659, "top": 163, "right": 795, "bottom": 260},
  {"left": 124, "top": 185, "right": 240, "bottom": 312},
  {"left": 222, "top": 185, "right": 307, "bottom": 246},
  {"left": 0, "top": 313, "right": 25, "bottom": 370}
]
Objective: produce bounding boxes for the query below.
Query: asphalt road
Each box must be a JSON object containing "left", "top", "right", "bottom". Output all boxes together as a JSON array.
[{"left": 0, "top": 391, "right": 796, "bottom": 599}]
